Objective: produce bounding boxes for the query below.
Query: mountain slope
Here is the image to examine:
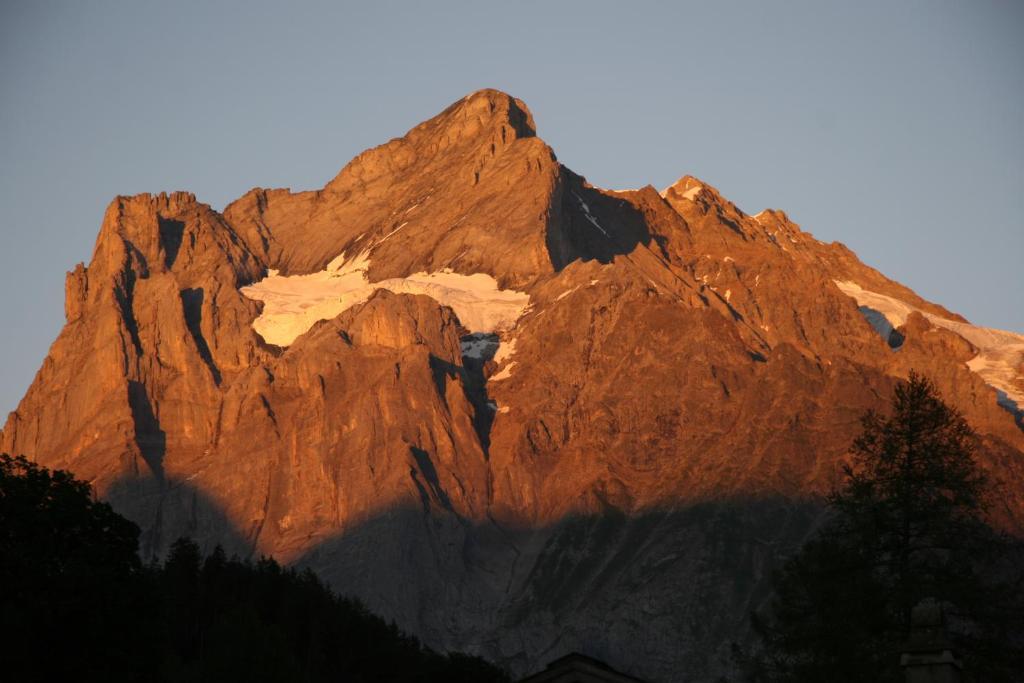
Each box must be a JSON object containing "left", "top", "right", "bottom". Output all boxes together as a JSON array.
[{"left": 3, "top": 89, "right": 1022, "bottom": 682}]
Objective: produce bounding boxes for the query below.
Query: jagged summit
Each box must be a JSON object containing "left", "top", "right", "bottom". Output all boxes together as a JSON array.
[
  {"left": 660, "top": 174, "right": 705, "bottom": 199},
  {"left": 435, "top": 88, "right": 537, "bottom": 139},
  {"left": 325, "top": 88, "right": 538, "bottom": 194},
  {"left": 3, "top": 89, "right": 1023, "bottom": 683},
  {"left": 661, "top": 173, "right": 746, "bottom": 215},
  {"left": 219, "top": 89, "right": 561, "bottom": 287}
]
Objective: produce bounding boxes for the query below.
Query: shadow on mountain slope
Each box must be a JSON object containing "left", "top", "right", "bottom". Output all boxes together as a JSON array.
[
  {"left": 105, "top": 474, "right": 252, "bottom": 563},
  {"left": 126, "top": 381, "right": 166, "bottom": 486},
  {"left": 100, "top": 469, "right": 824, "bottom": 682},
  {"left": 546, "top": 173, "right": 653, "bottom": 272}
]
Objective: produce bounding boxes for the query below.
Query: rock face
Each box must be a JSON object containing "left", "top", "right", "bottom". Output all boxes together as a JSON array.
[{"left": 3, "top": 89, "right": 1023, "bottom": 682}]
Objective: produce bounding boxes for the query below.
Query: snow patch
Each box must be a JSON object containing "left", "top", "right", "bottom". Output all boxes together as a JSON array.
[
  {"left": 378, "top": 222, "right": 407, "bottom": 243},
  {"left": 857, "top": 306, "right": 897, "bottom": 342},
  {"left": 834, "top": 280, "right": 1024, "bottom": 414},
  {"left": 555, "top": 286, "right": 580, "bottom": 302},
  {"left": 493, "top": 337, "right": 517, "bottom": 366},
  {"left": 571, "top": 191, "right": 610, "bottom": 237},
  {"left": 681, "top": 184, "right": 703, "bottom": 200},
  {"left": 460, "top": 333, "right": 500, "bottom": 361},
  {"left": 490, "top": 360, "right": 517, "bottom": 382},
  {"left": 241, "top": 251, "right": 530, "bottom": 346}
]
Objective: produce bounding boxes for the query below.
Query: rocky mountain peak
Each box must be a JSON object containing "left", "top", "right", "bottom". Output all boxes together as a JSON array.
[
  {"left": 660, "top": 173, "right": 747, "bottom": 227},
  {"left": 4, "top": 89, "right": 1023, "bottom": 683},
  {"left": 660, "top": 174, "right": 705, "bottom": 201},
  {"left": 219, "top": 90, "right": 560, "bottom": 288},
  {"left": 437, "top": 88, "right": 537, "bottom": 141},
  {"left": 324, "top": 88, "right": 537, "bottom": 196}
]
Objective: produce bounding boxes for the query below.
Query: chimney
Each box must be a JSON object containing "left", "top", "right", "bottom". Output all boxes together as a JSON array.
[{"left": 900, "top": 598, "right": 962, "bottom": 683}]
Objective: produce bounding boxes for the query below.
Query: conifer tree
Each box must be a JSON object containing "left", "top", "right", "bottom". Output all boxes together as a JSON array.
[
  {"left": 749, "top": 372, "right": 1024, "bottom": 682},
  {"left": 0, "top": 454, "right": 510, "bottom": 682}
]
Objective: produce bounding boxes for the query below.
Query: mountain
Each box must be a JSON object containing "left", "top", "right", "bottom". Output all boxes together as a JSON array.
[{"left": 3, "top": 89, "right": 1022, "bottom": 682}]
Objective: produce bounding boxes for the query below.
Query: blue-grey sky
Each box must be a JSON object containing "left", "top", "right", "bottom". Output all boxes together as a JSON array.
[{"left": 1, "top": 1, "right": 1022, "bottom": 417}]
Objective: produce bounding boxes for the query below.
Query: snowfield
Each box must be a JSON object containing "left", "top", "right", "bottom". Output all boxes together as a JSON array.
[
  {"left": 835, "top": 280, "right": 1024, "bottom": 413},
  {"left": 241, "top": 251, "right": 530, "bottom": 346},
  {"left": 460, "top": 333, "right": 500, "bottom": 360},
  {"left": 681, "top": 184, "right": 703, "bottom": 200}
]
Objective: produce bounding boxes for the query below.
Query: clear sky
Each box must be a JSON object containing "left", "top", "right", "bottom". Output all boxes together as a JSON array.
[{"left": 1, "top": 1, "right": 1022, "bottom": 418}]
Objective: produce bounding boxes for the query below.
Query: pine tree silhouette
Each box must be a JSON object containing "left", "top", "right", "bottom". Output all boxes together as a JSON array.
[{"left": 747, "top": 373, "right": 1024, "bottom": 682}]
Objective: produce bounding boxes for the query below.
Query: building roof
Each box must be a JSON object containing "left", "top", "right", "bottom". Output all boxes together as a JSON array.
[{"left": 518, "top": 653, "right": 648, "bottom": 683}]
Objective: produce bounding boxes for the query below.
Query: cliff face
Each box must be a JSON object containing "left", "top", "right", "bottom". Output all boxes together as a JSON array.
[{"left": 3, "top": 89, "right": 1022, "bottom": 682}]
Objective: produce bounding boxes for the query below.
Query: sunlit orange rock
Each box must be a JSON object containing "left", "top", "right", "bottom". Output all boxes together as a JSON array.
[{"left": 3, "top": 89, "right": 1022, "bottom": 682}]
